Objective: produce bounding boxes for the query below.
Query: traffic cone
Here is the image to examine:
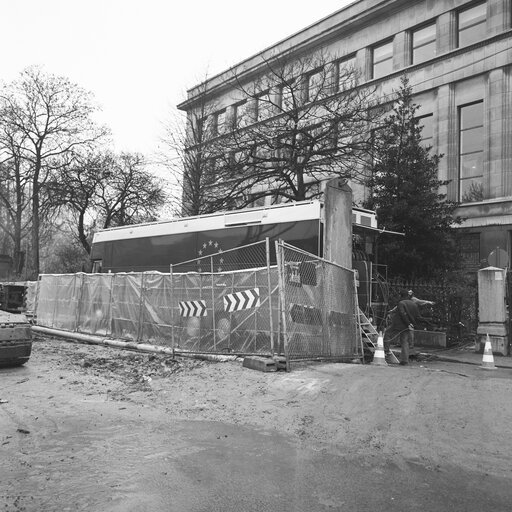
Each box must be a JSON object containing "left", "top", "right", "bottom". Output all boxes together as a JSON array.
[
  {"left": 480, "top": 334, "right": 497, "bottom": 370},
  {"left": 372, "top": 331, "right": 387, "bottom": 366}
]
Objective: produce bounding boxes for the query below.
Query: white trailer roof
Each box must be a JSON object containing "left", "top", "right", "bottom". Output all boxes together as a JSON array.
[{"left": 92, "top": 200, "right": 324, "bottom": 243}]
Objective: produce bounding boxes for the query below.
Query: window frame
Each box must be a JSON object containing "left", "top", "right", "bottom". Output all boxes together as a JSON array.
[
  {"left": 416, "top": 113, "right": 434, "bottom": 148},
  {"left": 214, "top": 109, "right": 226, "bottom": 135},
  {"left": 336, "top": 55, "right": 357, "bottom": 91},
  {"left": 255, "top": 90, "right": 271, "bottom": 122},
  {"left": 372, "top": 39, "right": 394, "bottom": 79},
  {"left": 411, "top": 22, "right": 437, "bottom": 65},
  {"left": 306, "top": 68, "right": 324, "bottom": 103},
  {"left": 279, "top": 80, "right": 296, "bottom": 112},
  {"left": 233, "top": 100, "right": 248, "bottom": 128},
  {"left": 457, "top": 1, "right": 487, "bottom": 48},
  {"left": 458, "top": 100, "right": 484, "bottom": 203}
]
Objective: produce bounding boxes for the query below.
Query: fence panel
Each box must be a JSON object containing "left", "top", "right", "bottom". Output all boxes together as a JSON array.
[
  {"left": 76, "top": 274, "right": 114, "bottom": 336},
  {"left": 170, "top": 268, "right": 277, "bottom": 355},
  {"left": 36, "top": 274, "right": 81, "bottom": 330},
  {"left": 34, "top": 240, "right": 361, "bottom": 367},
  {"left": 139, "top": 272, "right": 174, "bottom": 346},
  {"left": 170, "top": 240, "right": 276, "bottom": 354},
  {"left": 277, "top": 241, "right": 360, "bottom": 364},
  {"left": 110, "top": 273, "right": 144, "bottom": 341}
]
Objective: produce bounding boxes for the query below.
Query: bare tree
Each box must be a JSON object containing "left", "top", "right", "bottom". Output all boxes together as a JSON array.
[
  {"left": 0, "top": 66, "right": 108, "bottom": 276},
  {"left": 159, "top": 79, "right": 229, "bottom": 216},
  {"left": 57, "top": 151, "right": 167, "bottom": 255},
  {"left": 221, "top": 51, "right": 379, "bottom": 204},
  {"left": 170, "top": 52, "right": 380, "bottom": 212}
]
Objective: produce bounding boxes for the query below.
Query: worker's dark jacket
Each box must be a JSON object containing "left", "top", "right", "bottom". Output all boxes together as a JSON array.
[{"left": 389, "top": 299, "right": 426, "bottom": 331}]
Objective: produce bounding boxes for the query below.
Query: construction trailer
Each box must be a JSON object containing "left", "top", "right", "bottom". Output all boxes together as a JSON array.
[{"left": 90, "top": 200, "right": 387, "bottom": 317}]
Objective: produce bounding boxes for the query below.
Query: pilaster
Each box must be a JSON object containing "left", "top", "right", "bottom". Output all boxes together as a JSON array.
[
  {"left": 488, "top": 0, "right": 512, "bottom": 36},
  {"left": 436, "top": 11, "right": 457, "bottom": 56},
  {"left": 393, "top": 31, "right": 410, "bottom": 70},
  {"left": 356, "top": 47, "right": 371, "bottom": 82},
  {"left": 503, "top": 67, "right": 512, "bottom": 196},
  {"left": 486, "top": 68, "right": 505, "bottom": 198},
  {"left": 436, "top": 84, "right": 457, "bottom": 200}
]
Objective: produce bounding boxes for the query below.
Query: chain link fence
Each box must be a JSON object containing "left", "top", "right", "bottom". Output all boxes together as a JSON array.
[
  {"left": 35, "top": 241, "right": 279, "bottom": 356},
  {"left": 33, "top": 239, "right": 362, "bottom": 369},
  {"left": 169, "top": 240, "right": 278, "bottom": 354},
  {"left": 276, "top": 241, "right": 361, "bottom": 366}
]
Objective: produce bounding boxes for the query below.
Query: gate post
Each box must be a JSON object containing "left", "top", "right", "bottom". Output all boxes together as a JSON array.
[
  {"left": 323, "top": 178, "right": 352, "bottom": 269},
  {"left": 276, "top": 240, "right": 290, "bottom": 371}
]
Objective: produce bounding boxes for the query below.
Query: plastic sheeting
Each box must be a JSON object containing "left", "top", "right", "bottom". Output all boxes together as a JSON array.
[
  {"left": 35, "top": 269, "right": 278, "bottom": 355},
  {"left": 34, "top": 244, "right": 359, "bottom": 362}
]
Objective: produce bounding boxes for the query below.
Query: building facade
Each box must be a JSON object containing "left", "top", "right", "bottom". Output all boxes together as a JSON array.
[{"left": 177, "top": 0, "right": 512, "bottom": 271}]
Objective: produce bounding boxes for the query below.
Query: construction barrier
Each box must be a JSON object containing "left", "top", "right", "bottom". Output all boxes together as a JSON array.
[
  {"left": 33, "top": 240, "right": 362, "bottom": 366},
  {"left": 276, "top": 241, "right": 360, "bottom": 365}
]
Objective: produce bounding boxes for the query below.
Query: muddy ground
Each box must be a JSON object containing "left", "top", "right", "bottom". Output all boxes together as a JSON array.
[{"left": 2, "top": 335, "right": 512, "bottom": 511}]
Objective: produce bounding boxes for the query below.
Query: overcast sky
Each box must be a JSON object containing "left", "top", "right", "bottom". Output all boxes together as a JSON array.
[{"left": 2, "top": 0, "right": 354, "bottom": 156}]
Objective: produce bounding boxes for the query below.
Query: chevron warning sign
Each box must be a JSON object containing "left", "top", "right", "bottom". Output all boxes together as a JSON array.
[
  {"left": 179, "top": 300, "right": 207, "bottom": 317},
  {"left": 224, "top": 288, "right": 260, "bottom": 312}
]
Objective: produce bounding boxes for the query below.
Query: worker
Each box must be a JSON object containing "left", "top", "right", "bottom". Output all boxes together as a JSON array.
[{"left": 384, "top": 290, "right": 430, "bottom": 365}]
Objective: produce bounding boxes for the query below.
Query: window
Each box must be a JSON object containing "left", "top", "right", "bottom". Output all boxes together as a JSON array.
[
  {"left": 336, "top": 55, "right": 356, "bottom": 91},
  {"left": 372, "top": 40, "right": 393, "bottom": 79},
  {"left": 458, "top": 2, "right": 486, "bottom": 47},
  {"left": 214, "top": 110, "right": 226, "bottom": 135},
  {"left": 459, "top": 101, "right": 484, "bottom": 202},
  {"left": 279, "top": 82, "right": 296, "bottom": 111},
  {"left": 412, "top": 23, "right": 436, "bottom": 64},
  {"left": 417, "top": 114, "right": 434, "bottom": 148},
  {"left": 233, "top": 101, "right": 248, "bottom": 127},
  {"left": 255, "top": 91, "right": 270, "bottom": 122},
  {"left": 306, "top": 70, "right": 323, "bottom": 102},
  {"left": 204, "top": 157, "right": 220, "bottom": 186}
]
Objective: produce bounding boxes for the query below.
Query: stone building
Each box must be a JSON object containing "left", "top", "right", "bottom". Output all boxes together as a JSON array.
[{"left": 177, "top": 0, "right": 512, "bottom": 270}]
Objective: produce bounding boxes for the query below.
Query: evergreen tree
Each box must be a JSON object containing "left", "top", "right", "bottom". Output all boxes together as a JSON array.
[{"left": 365, "top": 75, "right": 460, "bottom": 279}]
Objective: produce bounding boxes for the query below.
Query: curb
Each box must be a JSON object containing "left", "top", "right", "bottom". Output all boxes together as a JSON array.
[{"left": 429, "top": 353, "right": 512, "bottom": 370}]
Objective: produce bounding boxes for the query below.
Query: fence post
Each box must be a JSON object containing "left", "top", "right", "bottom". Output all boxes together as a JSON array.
[
  {"left": 74, "top": 273, "right": 85, "bottom": 333},
  {"left": 211, "top": 256, "right": 216, "bottom": 351},
  {"left": 276, "top": 240, "right": 290, "bottom": 371},
  {"left": 170, "top": 265, "right": 175, "bottom": 351},
  {"left": 107, "top": 274, "right": 114, "bottom": 337},
  {"left": 136, "top": 273, "right": 146, "bottom": 342},
  {"left": 266, "top": 238, "right": 274, "bottom": 355}
]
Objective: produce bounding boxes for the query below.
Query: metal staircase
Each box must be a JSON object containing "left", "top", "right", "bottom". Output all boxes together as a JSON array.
[
  {"left": 358, "top": 307, "right": 378, "bottom": 353},
  {"left": 357, "top": 308, "right": 399, "bottom": 364}
]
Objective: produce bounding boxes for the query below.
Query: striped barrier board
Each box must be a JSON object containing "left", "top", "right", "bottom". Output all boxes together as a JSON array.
[
  {"left": 179, "top": 300, "right": 207, "bottom": 317},
  {"left": 224, "top": 288, "right": 260, "bottom": 312}
]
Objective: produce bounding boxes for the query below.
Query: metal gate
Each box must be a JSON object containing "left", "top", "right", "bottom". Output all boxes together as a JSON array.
[{"left": 276, "top": 241, "right": 361, "bottom": 367}]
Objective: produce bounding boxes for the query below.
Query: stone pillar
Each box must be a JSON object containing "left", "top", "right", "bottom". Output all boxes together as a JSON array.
[
  {"left": 326, "top": 61, "right": 337, "bottom": 95},
  {"left": 323, "top": 179, "right": 352, "bottom": 269},
  {"left": 486, "top": 68, "right": 507, "bottom": 198},
  {"left": 503, "top": 68, "right": 512, "bottom": 196},
  {"left": 488, "top": 0, "right": 512, "bottom": 35},
  {"left": 436, "top": 11, "right": 456, "bottom": 55},
  {"left": 225, "top": 105, "right": 236, "bottom": 131},
  {"left": 356, "top": 47, "right": 371, "bottom": 82},
  {"left": 476, "top": 266, "right": 509, "bottom": 355},
  {"left": 393, "top": 31, "right": 410, "bottom": 70},
  {"left": 436, "top": 84, "right": 457, "bottom": 200}
]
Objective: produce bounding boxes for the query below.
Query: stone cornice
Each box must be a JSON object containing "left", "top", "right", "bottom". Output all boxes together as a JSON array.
[{"left": 178, "top": 2, "right": 511, "bottom": 111}]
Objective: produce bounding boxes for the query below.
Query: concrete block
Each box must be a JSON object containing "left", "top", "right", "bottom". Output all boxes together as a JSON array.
[
  {"left": 243, "top": 356, "right": 277, "bottom": 372},
  {"left": 477, "top": 334, "right": 509, "bottom": 356},
  {"left": 413, "top": 330, "right": 447, "bottom": 348},
  {"left": 273, "top": 356, "right": 287, "bottom": 371}
]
